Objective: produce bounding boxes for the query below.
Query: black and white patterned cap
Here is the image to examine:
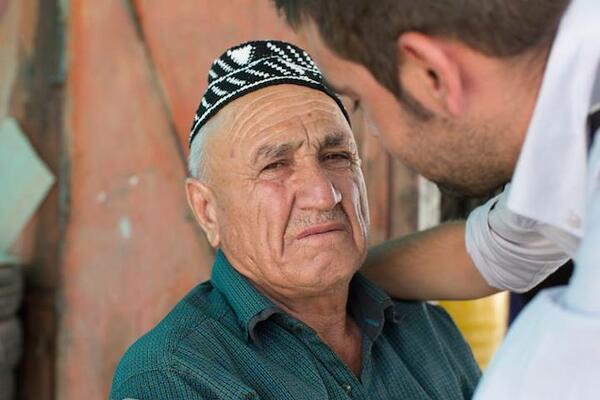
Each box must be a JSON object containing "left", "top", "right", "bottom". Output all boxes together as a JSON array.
[{"left": 188, "top": 40, "right": 350, "bottom": 147}]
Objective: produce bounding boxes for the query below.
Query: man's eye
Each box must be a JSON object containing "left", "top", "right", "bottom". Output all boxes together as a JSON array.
[
  {"left": 262, "top": 160, "right": 287, "bottom": 171},
  {"left": 322, "top": 153, "right": 353, "bottom": 167},
  {"left": 323, "top": 153, "right": 350, "bottom": 161}
]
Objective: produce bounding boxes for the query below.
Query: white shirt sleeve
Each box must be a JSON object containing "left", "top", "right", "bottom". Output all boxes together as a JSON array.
[
  {"left": 474, "top": 139, "right": 600, "bottom": 400},
  {"left": 465, "top": 186, "right": 570, "bottom": 293},
  {"left": 563, "top": 138, "right": 600, "bottom": 314},
  {"left": 473, "top": 286, "right": 600, "bottom": 400}
]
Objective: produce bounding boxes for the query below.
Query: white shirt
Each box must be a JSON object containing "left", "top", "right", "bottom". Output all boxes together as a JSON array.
[{"left": 465, "top": 0, "right": 600, "bottom": 398}]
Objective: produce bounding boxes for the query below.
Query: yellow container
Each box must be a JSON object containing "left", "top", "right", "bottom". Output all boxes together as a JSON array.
[{"left": 438, "top": 292, "right": 509, "bottom": 369}]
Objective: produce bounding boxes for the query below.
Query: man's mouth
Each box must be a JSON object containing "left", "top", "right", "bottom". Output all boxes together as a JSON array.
[{"left": 296, "top": 222, "right": 347, "bottom": 240}]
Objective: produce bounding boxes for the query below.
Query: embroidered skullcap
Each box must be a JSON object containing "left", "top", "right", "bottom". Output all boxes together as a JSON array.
[{"left": 188, "top": 40, "right": 350, "bottom": 147}]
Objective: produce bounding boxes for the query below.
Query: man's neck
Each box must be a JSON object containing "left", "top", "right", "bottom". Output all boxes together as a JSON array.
[{"left": 257, "top": 281, "right": 364, "bottom": 376}]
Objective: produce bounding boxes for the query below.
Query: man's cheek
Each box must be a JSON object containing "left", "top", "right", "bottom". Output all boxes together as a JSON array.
[
  {"left": 252, "top": 189, "right": 290, "bottom": 257},
  {"left": 353, "top": 181, "right": 370, "bottom": 239}
]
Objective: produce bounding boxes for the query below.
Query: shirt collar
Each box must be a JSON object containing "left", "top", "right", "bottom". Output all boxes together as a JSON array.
[
  {"left": 348, "top": 273, "right": 403, "bottom": 341},
  {"left": 507, "top": 0, "right": 600, "bottom": 237},
  {"left": 210, "top": 250, "right": 401, "bottom": 344},
  {"left": 210, "top": 249, "right": 281, "bottom": 343}
]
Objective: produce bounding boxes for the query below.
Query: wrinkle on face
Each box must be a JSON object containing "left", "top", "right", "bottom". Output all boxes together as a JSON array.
[
  {"left": 231, "top": 96, "right": 341, "bottom": 146},
  {"left": 204, "top": 84, "right": 369, "bottom": 300}
]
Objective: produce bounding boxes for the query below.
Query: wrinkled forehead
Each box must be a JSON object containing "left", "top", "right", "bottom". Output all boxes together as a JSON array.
[{"left": 216, "top": 84, "right": 355, "bottom": 155}]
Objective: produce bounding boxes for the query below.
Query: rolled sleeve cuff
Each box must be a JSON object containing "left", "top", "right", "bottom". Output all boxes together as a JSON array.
[{"left": 465, "top": 191, "right": 569, "bottom": 293}]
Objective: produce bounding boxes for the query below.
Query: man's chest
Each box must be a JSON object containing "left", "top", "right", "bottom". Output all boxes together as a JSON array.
[{"left": 190, "top": 322, "right": 474, "bottom": 400}]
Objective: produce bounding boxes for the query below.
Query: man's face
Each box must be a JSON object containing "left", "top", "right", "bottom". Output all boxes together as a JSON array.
[
  {"left": 298, "top": 23, "right": 522, "bottom": 196},
  {"left": 200, "top": 85, "right": 369, "bottom": 297}
]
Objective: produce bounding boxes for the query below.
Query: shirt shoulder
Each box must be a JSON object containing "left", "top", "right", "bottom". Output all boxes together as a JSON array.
[
  {"left": 393, "top": 300, "right": 477, "bottom": 358},
  {"left": 390, "top": 300, "right": 481, "bottom": 395},
  {"left": 110, "top": 369, "right": 194, "bottom": 400},
  {"left": 110, "top": 281, "right": 244, "bottom": 399}
]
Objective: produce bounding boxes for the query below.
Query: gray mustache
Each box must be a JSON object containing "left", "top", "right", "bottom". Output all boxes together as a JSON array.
[{"left": 289, "top": 205, "right": 348, "bottom": 229}]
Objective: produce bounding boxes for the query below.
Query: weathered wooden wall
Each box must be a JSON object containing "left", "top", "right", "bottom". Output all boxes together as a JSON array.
[
  {"left": 1, "top": 1, "right": 418, "bottom": 398},
  {"left": 1, "top": 0, "right": 65, "bottom": 397}
]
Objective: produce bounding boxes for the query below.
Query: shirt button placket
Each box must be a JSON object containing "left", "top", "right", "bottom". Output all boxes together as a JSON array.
[{"left": 341, "top": 383, "right": 352, "bottom": 395}]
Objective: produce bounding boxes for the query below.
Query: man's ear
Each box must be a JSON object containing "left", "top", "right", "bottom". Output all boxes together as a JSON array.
[
  {"left": 185, "top": 178, "right": 221, "bottom": 248},
  {"left": 396, "top": 32, "right": 464, "bottom": 117}
]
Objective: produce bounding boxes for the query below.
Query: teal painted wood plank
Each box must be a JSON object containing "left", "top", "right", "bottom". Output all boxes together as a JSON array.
[{"left": 0, "top": 117, "right": 55, "bottom": 252}]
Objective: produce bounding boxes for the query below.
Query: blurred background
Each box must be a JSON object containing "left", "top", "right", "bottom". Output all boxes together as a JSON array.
[{"left": 0, "top": 1, "right": 511, "bottom": 398}]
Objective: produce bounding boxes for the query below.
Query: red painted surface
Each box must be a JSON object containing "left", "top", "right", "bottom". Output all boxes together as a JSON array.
[
  {"left": 133, "top": 0, "right": 299, "bottom": 149},
  {"left": 64, "top": 2, "right": 213, "bottom": 398}
]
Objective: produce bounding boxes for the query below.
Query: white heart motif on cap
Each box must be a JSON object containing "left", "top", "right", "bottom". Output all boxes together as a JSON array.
[{"left": 228, "top": 44, "right": 253, "bottom": 65}]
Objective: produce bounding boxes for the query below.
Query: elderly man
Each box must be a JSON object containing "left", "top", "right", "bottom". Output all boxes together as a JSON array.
[{"left": 110, "top": 40, "right": 480, "bottom": 400}]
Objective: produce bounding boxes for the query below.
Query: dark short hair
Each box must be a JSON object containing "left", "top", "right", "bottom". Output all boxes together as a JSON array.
[{"left": 273, "top": 0, "right": 569, "bottom": 117}]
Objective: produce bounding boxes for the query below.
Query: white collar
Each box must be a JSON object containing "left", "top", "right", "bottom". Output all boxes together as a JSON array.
[{"left": 507, "top": 0, "right": 600, "bottom": 238}]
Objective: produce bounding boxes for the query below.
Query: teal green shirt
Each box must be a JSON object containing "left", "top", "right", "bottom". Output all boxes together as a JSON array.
[{"left": 111, "top": 250, "right": 480, "bottom": 399}]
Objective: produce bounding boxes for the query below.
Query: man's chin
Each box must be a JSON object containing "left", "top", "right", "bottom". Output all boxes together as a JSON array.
[{"left": 435, "top": 180, "right": 505, "bottom": 198}]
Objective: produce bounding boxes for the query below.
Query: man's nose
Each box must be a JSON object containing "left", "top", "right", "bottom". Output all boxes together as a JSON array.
[{"left": 293, "top": 163, "right": 342, "bottom": 210}]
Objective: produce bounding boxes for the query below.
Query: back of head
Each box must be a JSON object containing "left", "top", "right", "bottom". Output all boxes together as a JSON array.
[{"left": 273, "top": 0, "right": 570, "bottom": 98}]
